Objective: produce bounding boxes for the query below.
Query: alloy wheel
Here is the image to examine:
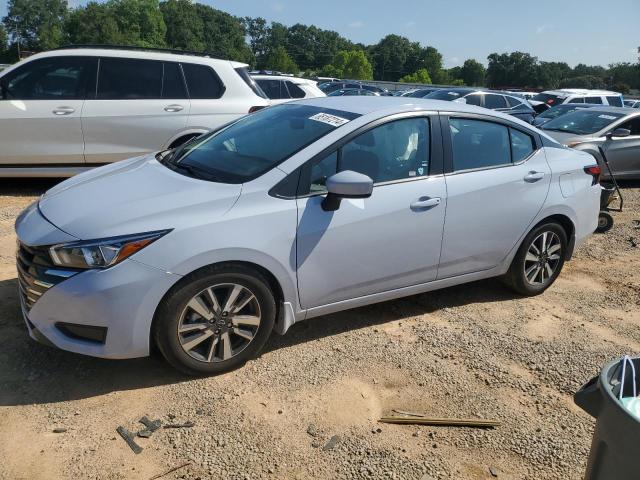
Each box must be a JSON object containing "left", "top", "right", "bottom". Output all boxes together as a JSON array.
[
  {"left": 177, "top": 283, "right": 261, "bottom": 362},
  {"left": 524, "top": 231, "right": 562, "bottom": 286}
]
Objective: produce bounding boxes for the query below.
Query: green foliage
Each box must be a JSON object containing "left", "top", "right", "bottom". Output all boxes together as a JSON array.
[
  {"left": 450, "top": 78, "right": 465, "bottom": 86},
  {"left": 160, "top": 0, "right": 204, "bottom": 51},
  {"left": 66, "top": 0, "right": 166, "bottom": 47},
  {"left": 400, "top": 68, "right": 432, "bottom": 84},
  {"left": 264, "top": 46, "right": 298, "bottom": 73},
  {"left": 4, "top": 0, "right": 68, "bottom": 50},
  {"left": 0, "top": 24, "right": 7, "bottom": 55},
  {"left": 486, "top": 51, "right": 539, "bottom": 88},
  {"left": 460, "top": 59, "right": 485, "bottom": 86},
  {"left": 559, "top": 75, "right": 606, "bottom": 89},
  {"left": 320, "top": 49, "right": 372, "bottom": 80},
  {"left": 608, "top": 62, "right": 640, "bottom": 90}
]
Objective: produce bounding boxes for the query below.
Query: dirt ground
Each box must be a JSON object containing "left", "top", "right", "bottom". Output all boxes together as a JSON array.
[{"left": 0, "top": 179, "right": 638, "bottom": 480}]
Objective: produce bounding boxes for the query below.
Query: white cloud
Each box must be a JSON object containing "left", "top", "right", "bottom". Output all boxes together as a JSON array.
[
  {"left": 536, "top": 25, "right": 547, "bottom": 34},
  {"left": 348, "top": 20, "right": 364, "bottom": 28},
  {"left": 271, "top": 2, "right": 284, "bottom": 12}
]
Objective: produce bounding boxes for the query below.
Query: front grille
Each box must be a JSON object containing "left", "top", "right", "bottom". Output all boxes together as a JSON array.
[{"left": 16, "top": 242, "right": 77, "bottom": 311}]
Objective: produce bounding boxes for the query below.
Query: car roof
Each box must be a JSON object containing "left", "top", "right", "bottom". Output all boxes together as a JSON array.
[
  {"left": 21, "top": 47, "right": 247, "bottom": 68},
  {"left": 542, "top": 88, "right": 621, "bottom": 96},
  {"left": 252, "top": 74, "right": 312, "bottom": 84}
]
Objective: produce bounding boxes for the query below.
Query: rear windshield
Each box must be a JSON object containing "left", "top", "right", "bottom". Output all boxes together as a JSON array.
[
  {"left": 425, "top": 90, "right": 469, "bottom": 101},
  {"left": 532, "top": 93, "right": 566, "bottom": 106},
  {"left": 235, "top": 67, "right": 268, "bottom": 99},
  {"left": 169, "top": 104, "right": 360, "bottom": 183},
  {"left": 542, "top": 110, "right": 625, "bottom": 135}
]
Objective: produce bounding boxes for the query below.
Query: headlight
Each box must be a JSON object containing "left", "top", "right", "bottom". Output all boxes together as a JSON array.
[{"left": 49, "top": 230, "right": 171, "bottom": 269}]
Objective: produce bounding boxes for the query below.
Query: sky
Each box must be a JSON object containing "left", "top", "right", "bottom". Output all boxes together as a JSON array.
[{"left": 1, "top": 0, "right": 638, "bottom": 67}]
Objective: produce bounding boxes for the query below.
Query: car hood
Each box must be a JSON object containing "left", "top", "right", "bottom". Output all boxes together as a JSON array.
[{"left": 39, "top": 154, "right": 242, "bottom": 239}]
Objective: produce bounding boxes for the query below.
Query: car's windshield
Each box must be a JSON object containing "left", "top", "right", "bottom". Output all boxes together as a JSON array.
[
  {"left": 531, "top": 92, "right": 566, "bottom": 106},
  {"left": 542, "top": 110, "right": 625, "bottom": 135},
  {"left": 425, "top": 90, "right": 471, "bottom": 101},
  {"left": 168, "top": 104, "right": 360, "bottom": 183},
  {"left": 538, "top": 105, "right": 576, "bottom": 120}
]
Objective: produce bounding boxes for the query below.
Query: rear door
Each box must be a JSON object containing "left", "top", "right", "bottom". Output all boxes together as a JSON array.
[
  {"left": 0, "top": 56, "right": 93, "bottom": 165},
  {"left": 82, "top": 57, "right": 190, "bottom": 163},
  {"left": 438, "top": 115, "right": 551, "bottom": 278},
  {"left": 295, "top": 114, "right": 446, "bottom": 308}
]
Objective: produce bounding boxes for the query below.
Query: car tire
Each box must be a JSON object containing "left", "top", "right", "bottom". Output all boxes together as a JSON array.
[
  {"left": 154, "top": 264, "right": 276, "bottom": 376},
  {"left": 596, "top": 211, "right": 614, "bottom": 233},
  {"left": 504, "top": 222, "right": 567, "bottom": 296}
]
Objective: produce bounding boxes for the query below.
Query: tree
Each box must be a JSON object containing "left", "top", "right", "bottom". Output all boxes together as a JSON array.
[
  {"left": 160, "top": 0, "right": 205, "bottom": 52},
  {"left": 320, "top": 49, "right": 372, "bottom": 79},
  {"left": 0, "top": 24, "right": 7, "bottom": 57},
  {"left": 486, "top": 51, "right": 539, "bottom": 88},
  {"left": 400, "top": 68, "right": 432, "bottom": 84},
  {"left": 558, "top": 75, "right": 606, "bottom": 89},
  {"left": 460, "top": 59, "right": 485, "bottom": 86},
  {"left": 66, "top": 0, "right": 166, "bottom": 47},
  {"left": 3, "top": 0, "right": 68, "bottom": 51},
  {"left": 536, "top": 61, "right": 571, "bottom": 89},
  {"left": 369, "top": 34, "right": 412, "bottom": 81},
  {"left": 193, "top": 3, "right": 251, "bottom": 61},
  {"left": 608, "top": 62, "right": 640, "bottom": 90},
  {"left": 263, "top": 46, "right": 298, "bottom": 73}
]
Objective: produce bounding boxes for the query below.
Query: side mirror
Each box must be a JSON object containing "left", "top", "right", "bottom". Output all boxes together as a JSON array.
[
  {"left": 321, "top": 170, "right": 373, "bottom": 211},
  {"left": 607, "top": 128, "right": 631, "bottom": 139}
]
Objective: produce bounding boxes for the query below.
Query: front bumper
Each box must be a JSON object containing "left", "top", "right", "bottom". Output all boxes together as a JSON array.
[{"left": 16, "top": 203, "right": 182, "bottom": 359}]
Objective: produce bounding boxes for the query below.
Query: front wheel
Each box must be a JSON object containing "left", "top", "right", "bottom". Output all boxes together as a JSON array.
[
  {"left": 154, "top": 265, "right": 276, "bottom": 375},
  {"left": 595, "top": 211, "right": 614, "bottom": 233},
  {"left": 504, "top": 223, "right": 567, "bottom": 296}
]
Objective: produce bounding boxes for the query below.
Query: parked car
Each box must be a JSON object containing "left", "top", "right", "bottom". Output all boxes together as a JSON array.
[
  {"left": 624, "top": 99, "right": 640, "bottom": 108},
  {"left": 16, "top": 97, "right": 600, "bottom": 374},
  {"left": 328, "top": 88, "right": 380, "bottom": 96},
  {"left": 0, "top": 46, "right": 270, "bottom": 177},
  {"left": 541, "top": 106, "right": 640, "bottom": 179},
  {"left": 529, "top": 89, "right": 624, "bottom": 114},
  {"left": 504, "top": 91, "right": 538, "bottom": 101},
  {"left": 252, "top": 75, "right": 325, "bottom": 104},
  {"left": 319, "top": 81, "right": 389, "bottom": 95},
  {"left": 533, "top": 103, "right": 603, "bottom": 127},
  {"left": 401, "top": 87, "right": 441, "bottom": 98},
  {"left": 425, "top": 88, "right": 536, "bottom": 123}
]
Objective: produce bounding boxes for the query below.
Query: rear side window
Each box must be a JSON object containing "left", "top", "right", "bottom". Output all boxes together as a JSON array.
[
  {"left": 484, "top": 94, "right": 508, "bottom": 109},
  {"left": 182, "top": 63, "right": 224, "bottom": 99},
  {"left": 97, "top": 58, "right": 162, "bottom": 99},
  {"left": 162, "top": 62, "right": 187, "bottom": 99},
  {"left": 506, "top": 96, "right": 524, "bottom": 108},
  {"left": 606, "top": 96, "right": 623, "bottom": 107},
  {"left": 567, "top": 97, "right": 584, "bottom": 103},
  {"left": 510, "top": 128, "right": 535, "bottom": 162},
  {"left": 585, "top": 96, "right": 603, "bottom": 104},
  {"left": 450, "top": 118, "right": 511, "bottom": 171},
  {"left": 286, "top": 81, "right": 306, "bottom": 99},
  {"left": 465, "top": 94, "right": 482, "bottom": 106},
  {"left": 2, "top": 56, "right": 94, "bottom": 100}
]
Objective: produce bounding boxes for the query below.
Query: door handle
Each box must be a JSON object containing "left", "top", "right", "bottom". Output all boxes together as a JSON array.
[
  {"left": 524, "top": 171, "right": 545, "bottom": 182},
  {"left": 52, "top": 106, "right": 75, "bottom": 115},
  {"left": 410, "top": 197, "right": 441, "bottom": 210},
  {"left": 164, "top": 104, "right": 184, "bottom": 112}
]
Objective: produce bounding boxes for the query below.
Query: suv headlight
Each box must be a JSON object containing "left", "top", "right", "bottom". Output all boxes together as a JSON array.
[{"left": 49, "top": 230, "right": 170, "bottom": 269}]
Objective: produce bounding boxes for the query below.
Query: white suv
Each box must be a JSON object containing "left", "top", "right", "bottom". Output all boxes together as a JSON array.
[
  {"left": 0, "top": 46, "right": 270, "bottom": 177},
  {"left": 252, "top": 74, "right": 325, "bottom": 105},
  {"left": 530, "top": 88, "right": 624, "bottom": 113}
]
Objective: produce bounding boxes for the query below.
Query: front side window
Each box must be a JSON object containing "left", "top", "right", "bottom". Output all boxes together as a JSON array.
[
  {"left": 618, "top": 117, "right": 640, "bottom": 135},
  {"left": 300, "top": 118, "right": 430, "bottom": 194},
  {"left": 169, "top": 104, "right": 360, "bottom": 183},
  {"left": 484, "top": 94, "right": 508, "bottom": 109},
  {"left": 182, "top": 63, "right": 224, "bottom": 99},
  {"left": 97, "top": 58, "right": 162, "bottom": 99},
  {"left": 585, "top": 96, "right": 603, "bottom": 104},
  {"left": 606, "top": 96, "right": 623, "bottom": 107},
  {"left": 1, "top": 56, "right": 93, "bottom": 100},
  {"left": 450, "top": 118, "right": 510, "bottom": 171}
]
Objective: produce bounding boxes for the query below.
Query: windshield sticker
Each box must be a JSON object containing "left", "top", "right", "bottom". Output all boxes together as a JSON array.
[
  {"left": 598, "top": 115, "right": 617, "bottom": 120},
  {"left": 309, "top": 113, "right": 350, "bottom": 127}
]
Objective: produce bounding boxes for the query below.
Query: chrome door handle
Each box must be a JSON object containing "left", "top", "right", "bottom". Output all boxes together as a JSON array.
[
  {"left": 524, "top": 171, "right": 545, "bottom": 182},
  {"left": 164, "top": 104, "right": 184, "bottom": 112},
  {"left": 52, "top": 106, "right": 75, "bottom": 115},
  {"left": 410, "top": 197, "right": 441, "bottom": 210}
]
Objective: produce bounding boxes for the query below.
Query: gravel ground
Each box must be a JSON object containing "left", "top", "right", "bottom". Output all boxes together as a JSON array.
[{"left": 0, "top": 179, "right": 638, "bottom": 480}]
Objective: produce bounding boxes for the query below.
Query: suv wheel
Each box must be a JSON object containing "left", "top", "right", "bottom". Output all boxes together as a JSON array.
[
  {"left": 504, "top": 222, "right": 567, "bottom": 296},
  {"left": 154, "top": 265, "right": 276, "bottom": 375}
]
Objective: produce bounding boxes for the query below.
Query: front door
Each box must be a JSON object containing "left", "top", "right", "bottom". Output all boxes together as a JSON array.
[
  {"left": 438, "top": 116, "right": 551, "bottom": 278},
  {"left": 0, "top": 56, "right": 93, "bottom": 165},
  {"left": 82, "top": 57, "right": 190, "bottom": 164},
  {"left": 295, "top": 116, "right": 446, "bottom": 309},
  {"left": 606, "top": 116, "right": 640, "bottom": 178}
]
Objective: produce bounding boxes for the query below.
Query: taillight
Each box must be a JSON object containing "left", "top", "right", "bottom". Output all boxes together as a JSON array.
[
  {"left": 583, "top": 165, "right": 601, "bottom": 185},
  {"left": 248, "top": 106, "right": 266, "bottom": 114}
]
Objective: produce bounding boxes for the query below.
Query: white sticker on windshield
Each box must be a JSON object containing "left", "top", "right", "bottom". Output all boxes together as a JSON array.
[
  {"left": 598, "top": 114, "right": 617, "bottom": 120},
  {"left": 309, "top": 113, "right": 350, "bottom": 127}
]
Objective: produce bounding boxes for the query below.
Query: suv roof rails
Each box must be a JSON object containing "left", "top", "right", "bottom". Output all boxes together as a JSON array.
[{"left": 52, "top": 44, "right": 218, "bottom": 59}]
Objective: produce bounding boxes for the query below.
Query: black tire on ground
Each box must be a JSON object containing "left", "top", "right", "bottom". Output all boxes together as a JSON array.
[
  {"left": 596, "top": 211, "right": 614, "bottom": 233},
  {"left": 504, "top": 222, "right": 568, "bottom": 296},
  {"left": 154, "top": 264, "right": 276, "bottom": 376}
]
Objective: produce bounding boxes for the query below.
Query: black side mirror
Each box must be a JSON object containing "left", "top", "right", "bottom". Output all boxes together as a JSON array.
[
  {"left": 607, "top": 128, "right": 631, "bottom": 139},
  {"left": 321, "top": 170, "right": 373, "bottom": 212}
]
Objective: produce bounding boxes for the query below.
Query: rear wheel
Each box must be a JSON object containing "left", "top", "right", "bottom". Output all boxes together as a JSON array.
[
  {"left": 596, "top": 211, "right": 614, "bottom": 233},
  {"left": 154, "top": 265, "right": 276, "bottom": 375},
  {"left": 504, "top": 222, "right": 567, "bottom": 296}
]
